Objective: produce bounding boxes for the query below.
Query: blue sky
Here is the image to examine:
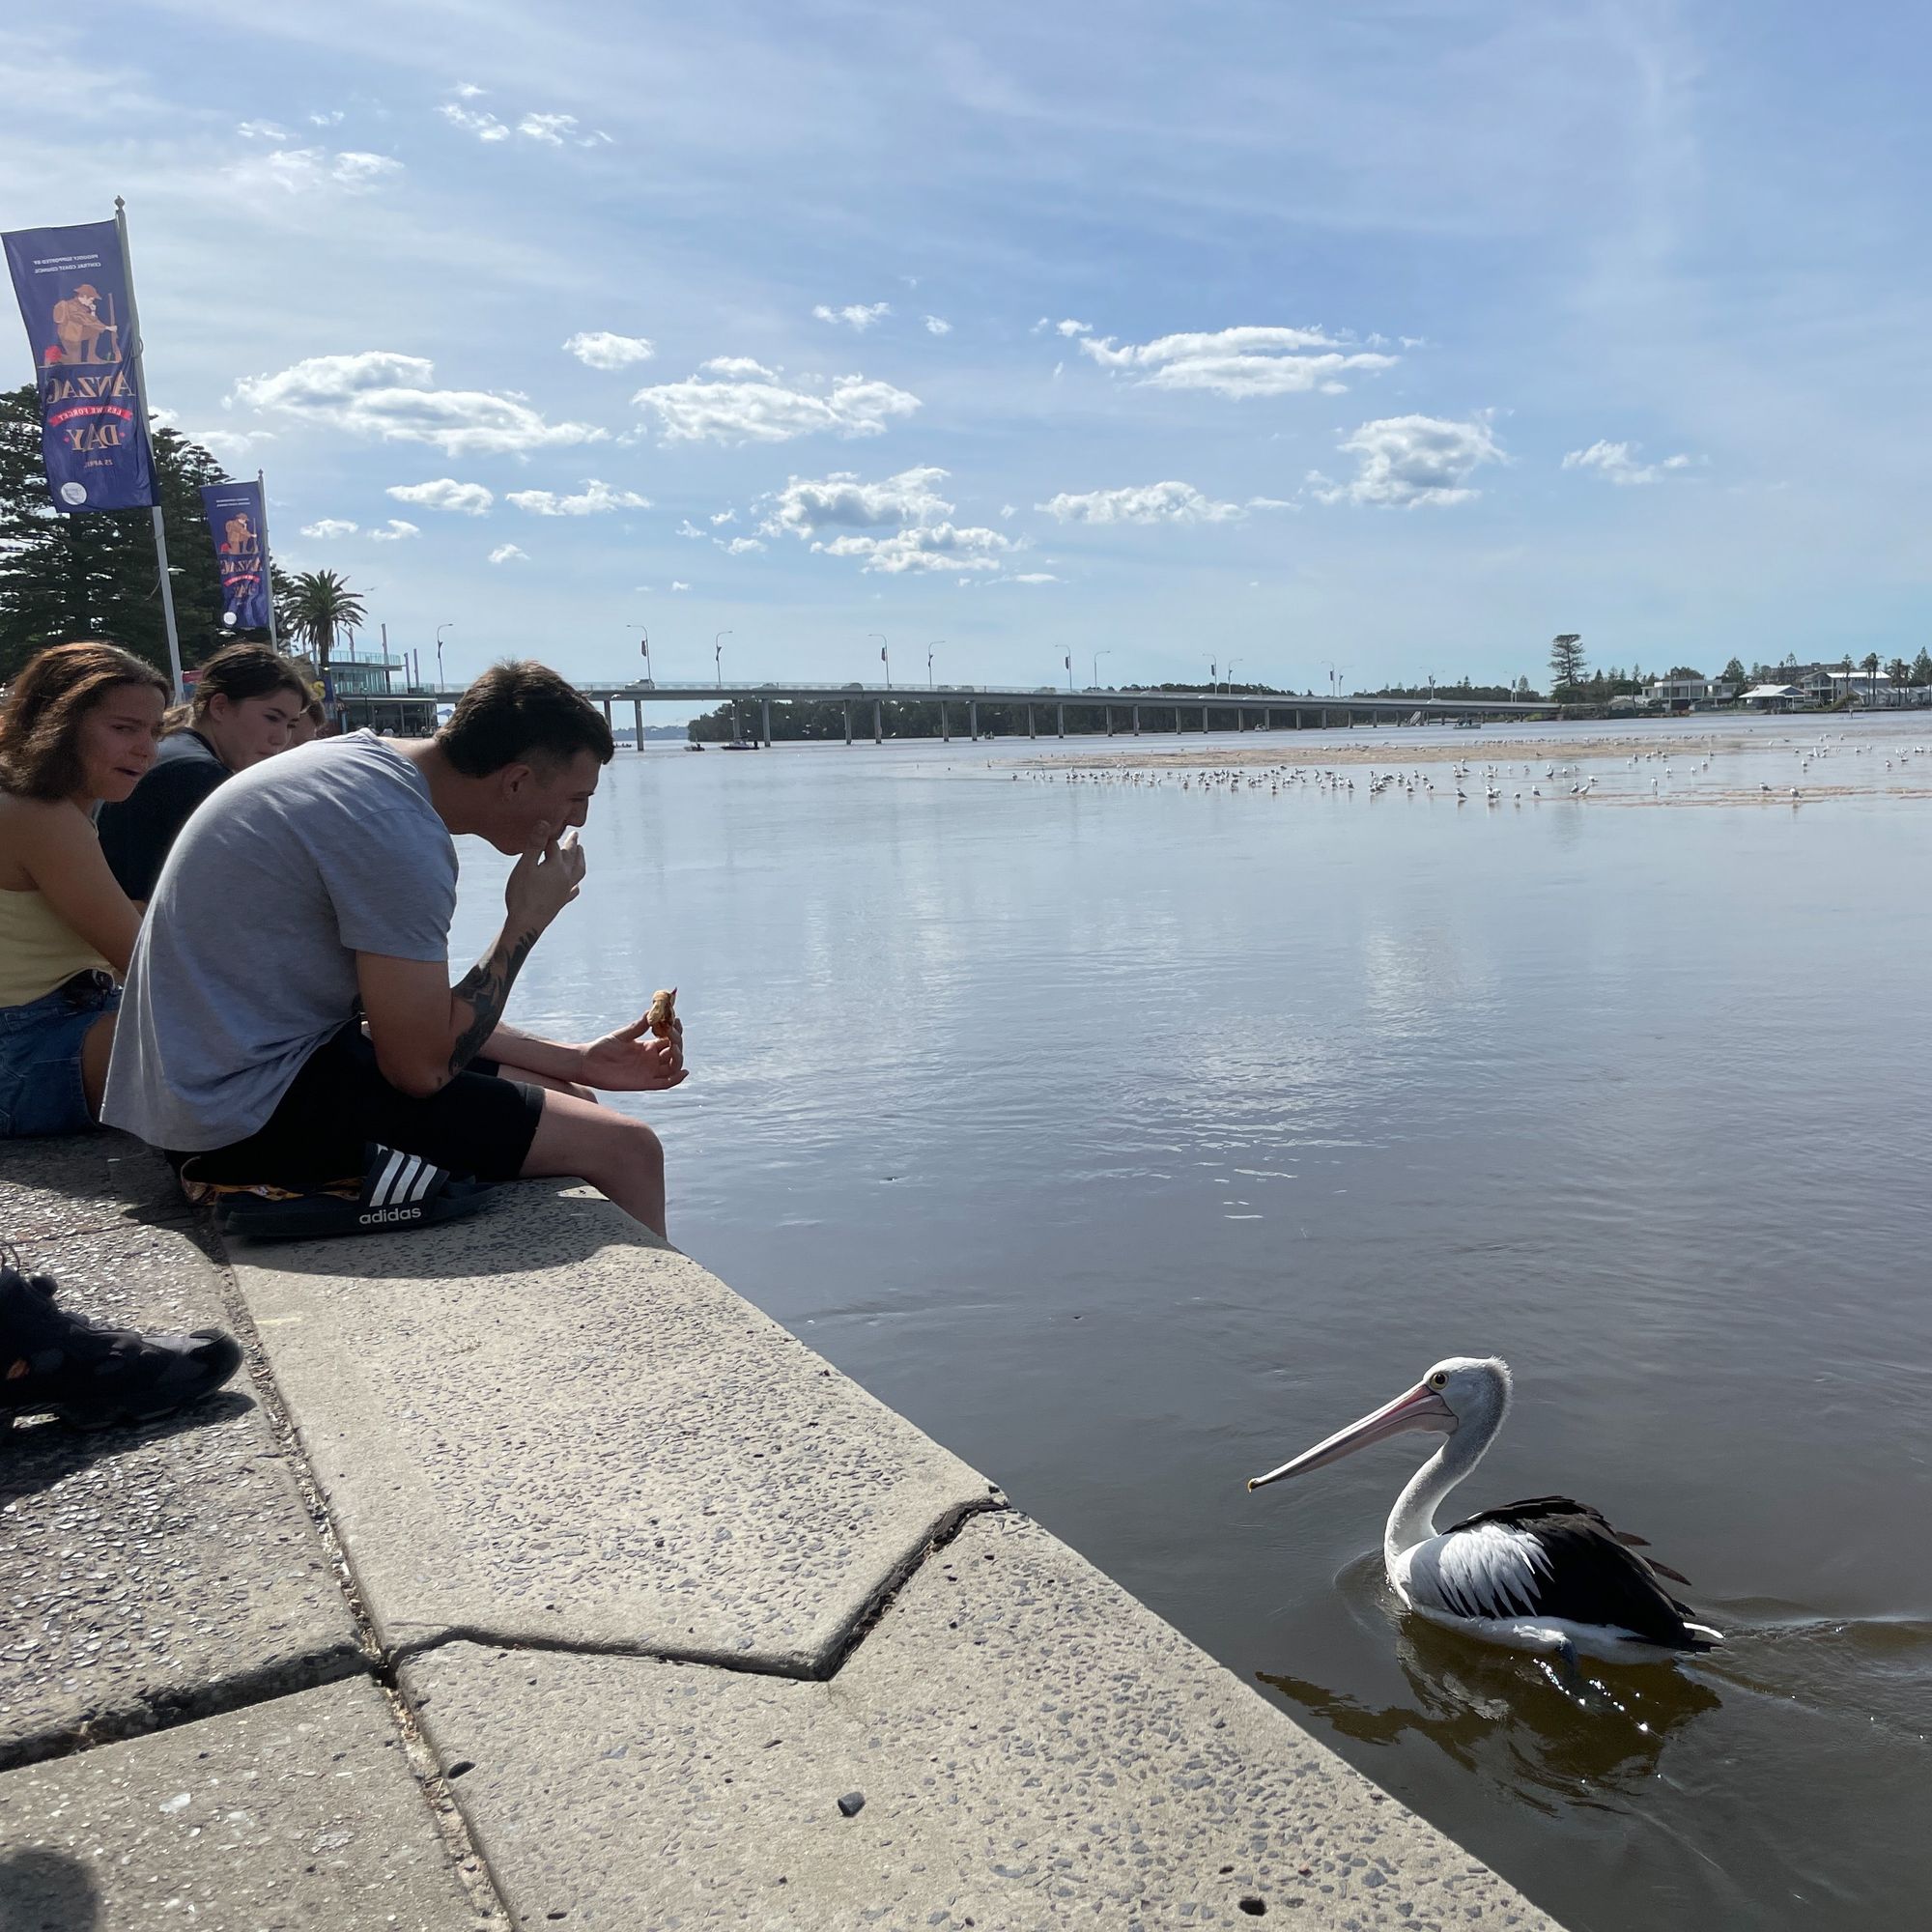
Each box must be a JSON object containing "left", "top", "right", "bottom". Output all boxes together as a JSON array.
[{"left": 5, "top": 2, "right": 1927, "bottom": 698}]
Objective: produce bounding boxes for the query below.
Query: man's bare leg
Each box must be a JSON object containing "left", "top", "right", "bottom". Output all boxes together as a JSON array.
[{"left": 521, "top": 1090, "right": 667, "bottom": 1237}]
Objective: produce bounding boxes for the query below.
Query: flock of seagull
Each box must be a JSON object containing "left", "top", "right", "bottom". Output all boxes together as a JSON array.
[{"left": 1009, "top": 733, "right": 1932, "bottom": 808}]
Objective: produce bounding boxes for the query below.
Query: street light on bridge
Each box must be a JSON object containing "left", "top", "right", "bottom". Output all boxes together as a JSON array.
[
  {"left": 715, "top": 630, "right": 731, "bottom": 688},
  {"left": 927, "top": 639, "right": 944, "bottom": 689},
  {"left": 1093, "top": 647, "right": 1111, "bottom": 688},
  {"left": 436, "top": 622, "right": 453, "bottom": 687},
  {"left": 871, "top": 633, "right": 890, "bottom": 689}
]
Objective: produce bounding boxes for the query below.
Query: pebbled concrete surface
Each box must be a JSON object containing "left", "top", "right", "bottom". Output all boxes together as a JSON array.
[
  {"left": 0, "top": 1675, "right": 484, "bottom": 1931},
  {"left": 230, "top": 1182, "right": 1000, "bottom": 1672},
  {"left": 0, "top": 1219, "right": 362, "bottom": 1769},
  {"left": 401, "top": 1511, "right": 1558, "bottom": 1931},
  {"left": 4, "top": 1131, "right": 186, "bottom": 1242}
]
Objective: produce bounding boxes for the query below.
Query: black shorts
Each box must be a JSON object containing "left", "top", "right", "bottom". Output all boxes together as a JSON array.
[{"left": 175, "top": 1025, "right": 543, "bottom": 1186}]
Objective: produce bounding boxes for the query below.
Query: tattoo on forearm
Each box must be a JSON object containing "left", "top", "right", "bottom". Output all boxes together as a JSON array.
[{"left": 448, "top": 927, "right": 539, "bottom": 1076}]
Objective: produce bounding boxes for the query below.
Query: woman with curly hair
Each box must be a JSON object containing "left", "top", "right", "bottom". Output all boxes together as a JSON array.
[{"left": 0, "top": 640, "right": 168, "bottom": 1137}]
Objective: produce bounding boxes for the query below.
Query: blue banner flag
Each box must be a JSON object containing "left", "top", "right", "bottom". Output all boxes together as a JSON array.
[
  {"left": 3, "top": 218, "right": 156, "bottom": 513},
  {"left": 199, "top": 479, "right": 271, "bottom": 631}
]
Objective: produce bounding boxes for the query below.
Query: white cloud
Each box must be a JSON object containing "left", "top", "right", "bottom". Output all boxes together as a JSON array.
[
  {"left": 812, "top": 301, "right": 892, "bottom": 331},
  {"left": 758, "top": 465, "right": 1010, "bottom": 574},
  {"left": 488, "top": 543, "right": 527, "bottom": 564},
  {"left": 1245, "top": 496, "right": 1296, "bottom": 511},
  {"left": 759, "top": 466, "right": 953, "bottom": 536},
  {"left": 675, "top": 518, "right": 705, "bottom": 538},
  {"left": 453, "top": 82, "right": 486, "bottom": 99},
  {"left": 299, "top": 518, "right": 357, "bottom": 538},
  {"left": 1310, "top": 413, "right": 1504, "bottom": 507},
  {"left": 1037, "top": 480, "right": 1243, "bottom": 525},
  {"left": 816, "top": 524, "right": 1016, "bottom": 575},
  {"left": 243, "top": 146, "right": 404, "bottom": 194},
  {"left": 715, "top": 535, "right": 766, "bottom": 554},
  {"left": 1056, "top": 318, "right": 1092, "bottom": 337},
  {"left": 233, "top": 352, "right": 605, "bottom": 457},
  {"left": 670, "top": 581, "right": 691, "bottom": 591},
  {"left": 440, "top": 101, "right": 510, "bottom": 141},
  {"left": 1010, "top": 572, "right": 1059, "bottom": 582},
  {"left": 369, "top": 519, "right": 419, "bottom": 542},
  {"left": 631, "top": 365, "right": 920, "bottom": 445},
  {"left": 387, "top": 478, "right": 494, "bottom": 516},
  {"left": 999, "top": 503, "right": 1017, "bottom": 519},
  {"left": 331, "top": 152, "right": 402, "bottom": 190},
  {"left": 563, "top": 330, "right": 656, "bottom": 369},
  {"left": 709, "top": 508, "right": 736, "bottom": 525},
  {"left": 237, "top": 120, "right": 288, "bottom": 140},
  {"left": 1561, "top": 439, "right": 1700, "bottom": 486},
  {"left": 504, "top": 478, "right": 651, "bottom": 516},
  {"left": 179, "top": 427, "right": 275, "bottom": 463},
  {"left": 308, "top": 109, "right": 344, "bottom": 127},
  {"left": 1079, "top": 325, "right": 1397, "bottom": 398},
  {"left": 518, "top": 112, "right": 578, "bottom": 145},
  {"left": 923, "top": 315, "right": 952, "bottom": 335}
]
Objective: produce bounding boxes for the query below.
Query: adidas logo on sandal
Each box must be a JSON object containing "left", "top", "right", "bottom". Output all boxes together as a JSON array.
[{"left": 357, "top": 1205, "right": 425, "bottom": 1226}]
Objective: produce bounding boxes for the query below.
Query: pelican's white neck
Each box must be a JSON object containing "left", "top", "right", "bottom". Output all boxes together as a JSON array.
[{"left": 1383, "top": 1403, "right": 1501, "bottom": 1568}]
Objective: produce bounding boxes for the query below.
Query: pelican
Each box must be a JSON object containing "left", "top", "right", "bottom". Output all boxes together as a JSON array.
[{"left": 1248, "top": 1356, "right": 1721, "bottom": 1670}]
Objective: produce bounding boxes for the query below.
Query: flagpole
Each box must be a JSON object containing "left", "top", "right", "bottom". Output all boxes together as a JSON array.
[
  {"left": 256, "top": 468, "right": 280, "bottom": 650},
  {"left": 113, "top": 196, "right": 185, "bottom": 700}
]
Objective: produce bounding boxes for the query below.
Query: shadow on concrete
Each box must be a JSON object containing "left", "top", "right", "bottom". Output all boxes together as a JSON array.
[
  {"left": 0, "top": 1390, "right": 256, "bottom": 1507},
  {"left": 227, "top": 1178, "right": 665, "bottom": 1282},
  {"left": 0, "top": 1847, "right": 102, "bottom": 1932}
]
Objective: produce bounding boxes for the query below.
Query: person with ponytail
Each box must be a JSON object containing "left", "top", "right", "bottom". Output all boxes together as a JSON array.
[
  {"left": 97, "top": 643, "right": 309, "bottom": 904},
  {"left": 0, "top": 640, "right": 169, "bottom": 1137}
]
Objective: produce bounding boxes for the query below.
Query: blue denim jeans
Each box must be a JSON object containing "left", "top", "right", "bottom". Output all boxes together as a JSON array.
[{"left": 0, "top": 973, "right": 119, "bottom": 1138}]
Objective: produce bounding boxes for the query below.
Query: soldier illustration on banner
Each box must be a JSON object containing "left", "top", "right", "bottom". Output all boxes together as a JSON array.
[
  {"left": 3, "top": 217, "right": 156, "bottom": 513},
  {"left": 199, "top": 479, "right": 273, "bottom": 633}
]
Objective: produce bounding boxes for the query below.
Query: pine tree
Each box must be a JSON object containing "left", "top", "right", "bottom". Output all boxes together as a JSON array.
[{"left": 1548, "top": 634, "right": 1586, "bottom": 690}]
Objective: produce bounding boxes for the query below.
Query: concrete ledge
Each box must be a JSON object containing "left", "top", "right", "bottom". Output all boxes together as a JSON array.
[
  {"left": 5, "top": 1132, "right": 187, "bottom": 1242},
  {"left": 402, "top": 1512, "right": 1556, "bottom": 1929},
  {"left": 0, "top": 1676, "right": 481, "bottom": 1931},
  {"left": 229, "top": 1182, "right": 1001, "bottom": 1672},
  {"left": 1, "top": 1220, "right": 363, "bottom": 1769}
]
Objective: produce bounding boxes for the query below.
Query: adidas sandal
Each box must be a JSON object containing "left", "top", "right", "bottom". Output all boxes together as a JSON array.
[
  {"left": 0, "top": 1253, "right": 243, "bottom": 1433},
  {"left": 185, "top": 1143, "right": 499, "bottom": 1242}
]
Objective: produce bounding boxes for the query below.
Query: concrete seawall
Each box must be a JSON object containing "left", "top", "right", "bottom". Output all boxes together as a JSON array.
[{"left": 2, "top": 1138, "right": 1560, "bottom": 1929}]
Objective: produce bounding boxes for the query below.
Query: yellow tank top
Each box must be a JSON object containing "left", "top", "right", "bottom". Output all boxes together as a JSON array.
[{"left": 0, "top": 884, "right": 113, "bottom": 1008}]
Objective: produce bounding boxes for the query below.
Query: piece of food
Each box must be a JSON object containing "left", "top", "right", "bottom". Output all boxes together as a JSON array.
[{"left": 646, "top": 987, "right": 678, "bottom": 1040}]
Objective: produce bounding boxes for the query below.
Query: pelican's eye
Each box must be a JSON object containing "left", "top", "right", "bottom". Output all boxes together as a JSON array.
[{"left": 1428, "top": 1372, "right": 1448, "bottom": 1390}]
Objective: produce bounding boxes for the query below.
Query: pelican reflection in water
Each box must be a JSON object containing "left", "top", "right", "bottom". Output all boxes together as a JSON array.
[{"left": 1249, "top": 1357, "right": 1722, "bottom": 1677}]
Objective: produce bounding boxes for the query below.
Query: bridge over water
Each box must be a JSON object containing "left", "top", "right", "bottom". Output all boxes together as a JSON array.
[{"left": 349, "top": 677, "right": 1555, "bottom": 745}]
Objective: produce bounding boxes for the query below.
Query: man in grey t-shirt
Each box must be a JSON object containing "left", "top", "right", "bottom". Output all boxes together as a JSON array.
[{"left": 103, "top": 662, "right": 684, "bottom": 1237}]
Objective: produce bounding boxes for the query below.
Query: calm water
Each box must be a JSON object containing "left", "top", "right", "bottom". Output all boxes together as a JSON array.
[{"left": 450, "top": 715, "right": 1932, "bottom": 1932}]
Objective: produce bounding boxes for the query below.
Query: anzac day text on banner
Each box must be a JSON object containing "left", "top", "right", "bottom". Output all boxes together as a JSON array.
[
  {"left": 3, "top": 217, "right": 156, "bottom": 513},
  {"left": 199, "top": 479, "right": 271, "bottom": 632}
]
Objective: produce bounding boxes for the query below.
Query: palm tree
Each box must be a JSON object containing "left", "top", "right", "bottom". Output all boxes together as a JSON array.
[
  {"left": 1861, "top": 651, "right": 1882, "bottom": 705},
  {"left": 286, "top": 569, "right": 367, "bottom": 682}
]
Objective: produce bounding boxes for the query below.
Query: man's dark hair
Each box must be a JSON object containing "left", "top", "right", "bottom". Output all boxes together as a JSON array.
[{"left": 437, "top": 660, "right": 613, "bottom": 776}]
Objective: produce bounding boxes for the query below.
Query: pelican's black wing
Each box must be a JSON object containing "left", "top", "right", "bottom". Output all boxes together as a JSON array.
[{"left": 1435, "top": 1495, "right": 1717, "bottom": 1652}]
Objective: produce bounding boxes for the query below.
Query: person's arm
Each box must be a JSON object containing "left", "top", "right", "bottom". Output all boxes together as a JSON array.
[
  {"left": 20, "top": 805, "right": 142, "bottom": 974},
  {"left": 356, "top": 829, "right": 583, "bottom": 1098},
  {"left": 487, "top": 1012, "right": 687, "bottom": 1091}
]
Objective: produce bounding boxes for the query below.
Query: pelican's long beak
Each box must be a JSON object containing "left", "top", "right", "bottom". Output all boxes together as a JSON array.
[{"left": 1247, "top": 1380, "right": 1456, "bottom": 1492}]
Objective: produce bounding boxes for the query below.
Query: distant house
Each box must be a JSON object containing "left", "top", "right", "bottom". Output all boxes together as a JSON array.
[
  {"left": 1740, "top": 683, "right": 1804, "bottom": 711},
  {"left": 1646, "top": 677, "right": 1739, "bottom": 710}
]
